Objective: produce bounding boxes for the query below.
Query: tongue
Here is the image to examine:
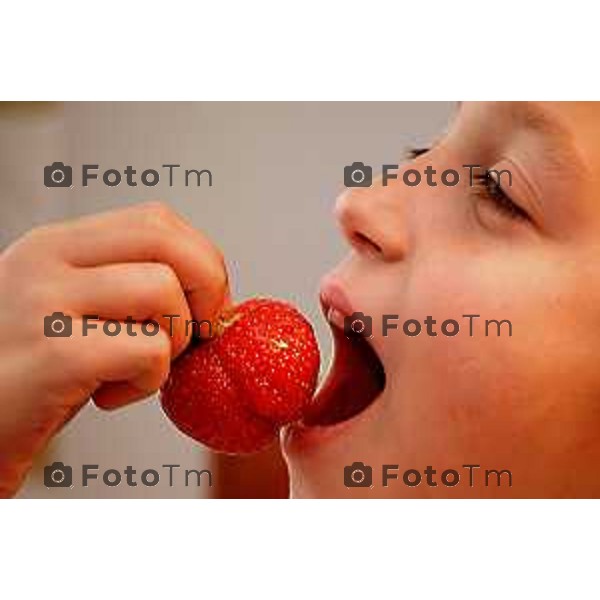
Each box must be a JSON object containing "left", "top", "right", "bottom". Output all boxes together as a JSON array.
[{"left": 304, "top": 326, "right": 385, "bottom": 426}]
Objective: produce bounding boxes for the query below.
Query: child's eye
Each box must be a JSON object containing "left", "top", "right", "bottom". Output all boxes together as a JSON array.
[
  {"left": 405, "top": 148, "right": 532, "bottom": 225},
  {"left": 473, "top": 171, "right": 530, "bottom": 222}
]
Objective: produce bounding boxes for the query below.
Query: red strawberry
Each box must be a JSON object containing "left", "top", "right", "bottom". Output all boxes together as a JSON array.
[{"left": 161, "top": 298, "right": 320, "bottom": 453}]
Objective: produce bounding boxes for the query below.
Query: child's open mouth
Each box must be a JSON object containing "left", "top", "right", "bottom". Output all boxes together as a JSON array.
[{"left": 302, "top": 300, "right": 386, "bottom": 427}]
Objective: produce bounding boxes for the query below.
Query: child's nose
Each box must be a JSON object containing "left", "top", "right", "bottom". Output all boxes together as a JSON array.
[{"left": 334, "top": 180, "right": 408, "bottom": 262}]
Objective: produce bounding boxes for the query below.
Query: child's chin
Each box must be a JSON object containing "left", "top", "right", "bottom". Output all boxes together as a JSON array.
[
  {"left": 281, "top": 394, "right": 388, "bottom": 499},
  {"left": 281, "top": 389, "right": 385, "bottom": 456}
]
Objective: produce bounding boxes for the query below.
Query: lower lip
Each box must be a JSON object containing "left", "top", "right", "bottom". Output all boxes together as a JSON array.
[{"left": 283, "top": 384, "right": 385, "bottom": 450}]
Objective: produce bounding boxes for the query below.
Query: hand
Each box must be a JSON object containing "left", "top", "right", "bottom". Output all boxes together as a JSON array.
[{"left": 0, "top": 202, "right": 228, "bottom": 496}]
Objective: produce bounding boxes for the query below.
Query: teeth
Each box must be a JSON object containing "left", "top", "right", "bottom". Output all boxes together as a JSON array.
[
  {"left": 326, "top": 306, "right": 335, "bottom": 323},
  {"left": 326, "top": 306, "right": 344, "bottom": 328}
]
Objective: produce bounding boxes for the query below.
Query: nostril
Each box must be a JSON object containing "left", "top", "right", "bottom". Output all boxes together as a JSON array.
[{"left": 351, "top": 231, "right": 383, "bottom": 255}]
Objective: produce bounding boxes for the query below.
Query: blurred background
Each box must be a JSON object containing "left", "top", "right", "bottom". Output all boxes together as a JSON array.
[{"left": 0, "top": 101, "right": 455, "bottom": 498}]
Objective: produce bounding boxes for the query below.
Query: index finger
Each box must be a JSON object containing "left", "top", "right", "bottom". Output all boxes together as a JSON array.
[{"left": 38, "top": 201, "right": 230, "bottom": 327}]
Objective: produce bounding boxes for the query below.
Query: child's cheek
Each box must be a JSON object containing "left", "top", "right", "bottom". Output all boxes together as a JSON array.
[{"left": 382, "top": 257, "right": 600, "bottom": 462}]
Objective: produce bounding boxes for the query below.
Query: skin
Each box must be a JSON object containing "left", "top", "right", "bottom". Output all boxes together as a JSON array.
[
  {"left": 284, "top": 102, "right": 600, "bottom": 498},
  {"left": 0, "top": 202, "right": 229, "bottom": 497}
]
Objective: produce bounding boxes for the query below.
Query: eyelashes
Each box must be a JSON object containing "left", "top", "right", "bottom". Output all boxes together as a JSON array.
[
  {"left": 472, "top": 172, "right": 530, "bottom": 222},
  {"left": 406, "top": 147, "right": 430, "bottom": 159},
  {"left": 405, "top": 146, "right": 531, "bottom": 223}
]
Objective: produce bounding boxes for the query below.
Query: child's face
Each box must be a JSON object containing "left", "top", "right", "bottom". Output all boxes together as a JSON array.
[{"left": 283, "top": 102, "right": 600, "bottom": 498}]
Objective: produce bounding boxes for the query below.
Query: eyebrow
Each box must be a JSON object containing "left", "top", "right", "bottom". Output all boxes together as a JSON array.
[
  {"left": 489, "top": 101, "right": 588, "bottom": 178},
  {"left": 502, "top": 102, "right": 568, "bottom": 137}
]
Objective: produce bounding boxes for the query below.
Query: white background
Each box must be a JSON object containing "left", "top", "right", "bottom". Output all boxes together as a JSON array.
[{"left": 1, "top": 0, "right": 599, "bottom": 598}]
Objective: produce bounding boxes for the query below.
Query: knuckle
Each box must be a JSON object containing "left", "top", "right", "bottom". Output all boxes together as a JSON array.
[
  {"left": 140, "top": 201, "right": 180, "bottom": 230},
  {"left": 39, "top": 334, "right": 81, "bottom": 379},
  {"left": 1, "top": 259, "right": 62, "bottom": 318},
  {"left": 21, "top": 223, "right": 59, "bottom": 250},
  {"left": 2, "top": 227, "right": 64, "bottom": 289},
  {"left": 6, "top": 225, "right": 52, "bottom": 262},
  {"left": 151, "top": 263, "right": 180, "bottom": 296}
]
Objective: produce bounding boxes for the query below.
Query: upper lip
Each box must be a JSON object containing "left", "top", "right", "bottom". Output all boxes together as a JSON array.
[{"left": 319, "top": 276, "right": 355, "bottom": 319}]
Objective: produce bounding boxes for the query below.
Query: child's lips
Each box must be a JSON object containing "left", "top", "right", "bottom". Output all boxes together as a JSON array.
[
  {"left": 319, "top": 276, "right": 355, "bottom": 323},
  {"left": 325, "top": 305, "right": 346, "bottom": 330},
  {"left": 301, "top": 282, "right": 386, "bottom": 427}
]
